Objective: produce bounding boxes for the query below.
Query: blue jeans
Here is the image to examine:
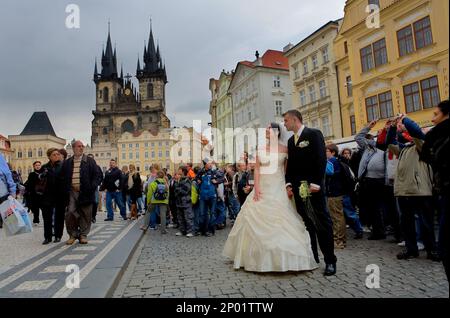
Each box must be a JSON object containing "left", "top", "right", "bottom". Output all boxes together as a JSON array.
[
  {"left": 343, "top": 195, "right": 363, "bottom": 234},
  {"left": 150, "top": 205, "right": 160, "bottom": 228},
  {"left": 106, "top": 191, "right": 126, "bottom": 220},
  {"left": 215, "top": 199, "right": 227, "bottom": 225},
  {"left": 199, "top": 197, "right": 216, "bottom": 234},
  {"left": 193, "top": 203, "right": 200, "bottom": 233},
  {"left": 226, "top": 192, "right": 241, "bottom": 220},
  {"left": 137, "top": 196, "right": 144, "bottom": 213}
]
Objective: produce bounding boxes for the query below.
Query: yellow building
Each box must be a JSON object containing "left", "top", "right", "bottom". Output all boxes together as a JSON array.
[
  {"left": 209, "top": 70, "right": 234, "bottom": 162},
  {"left": 117, "top": 129, "right": 175, "bottom": 176},
  {"left": 9, "top": 112, "right": 66, "bottom": 180},
  {"left": 285, "top": 20, "right": 343, "bottom": 140},
  {"left": 335, "top": 0, "right": 449, "bottom": 137}
]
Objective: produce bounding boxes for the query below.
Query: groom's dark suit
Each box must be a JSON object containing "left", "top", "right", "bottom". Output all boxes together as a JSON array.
[{"left": 286, "top": 126, "right": 337, "bottom": 266}]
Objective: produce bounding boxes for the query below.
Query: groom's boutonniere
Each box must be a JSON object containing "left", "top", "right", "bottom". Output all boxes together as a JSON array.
[{"left": 297, "top": 140, "right": 310, "bottom": 148}]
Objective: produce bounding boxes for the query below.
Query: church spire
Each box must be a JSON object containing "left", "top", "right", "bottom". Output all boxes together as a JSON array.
[
  {"left": 139, "top": 20, "right": 165, "bottom": 82},
  {"left": 98, "top": 22, "right": 121, "bottom": 83}
]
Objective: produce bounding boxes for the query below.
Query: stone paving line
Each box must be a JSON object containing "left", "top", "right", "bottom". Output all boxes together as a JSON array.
[
  {"left": 113, "top": 225, "right": 449, "bottom": 298},
  {"left": 0, "top": 211, "right": 135, "bottom": 298}
]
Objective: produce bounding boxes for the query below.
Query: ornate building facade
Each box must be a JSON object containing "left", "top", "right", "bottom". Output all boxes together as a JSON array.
[{"left": 91, "top": 25, "right": 170, "bottom": 169}]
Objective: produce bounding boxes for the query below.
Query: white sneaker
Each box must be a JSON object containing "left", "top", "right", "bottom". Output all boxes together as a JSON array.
[
  {"left": 168, "top": 224, "right": 175, "bottom": 228},
  {"left": 398, "top": 241, "right": 406, "bottom": 247},
  {"left": 363, "top": 226, "right": 371, "bottom": 233},
  {"left": 417, "top": 242, "right": 425, "bottom": 251},
  {"left": 186, "top": 233, "right": 194, "bottom": 238},
  {"left": 175, "top": 232, "right": 183, "bottom": 236}
]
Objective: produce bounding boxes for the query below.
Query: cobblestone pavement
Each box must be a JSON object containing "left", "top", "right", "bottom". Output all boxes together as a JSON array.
[
  {"left": 113, "top": 224, "right": 449, "bottom": 298},
  {"left": 0, "top": 212, "right": 136, "bottom": 298}
]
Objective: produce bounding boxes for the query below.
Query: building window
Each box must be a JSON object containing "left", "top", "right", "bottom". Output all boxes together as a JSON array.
[
  {"left": 346, "top": 76, "right": 352, "bottom": 97},
  {"left": 145, "top": 142, "right": 149, "bottom": 147},
  {"left": 312, "top": 55, "right": 318, "bottom": 69},
  {"left": 404, "top": 82, "right": 421, "bottom": 113},
  {"left": 147, "top": 83, "right": 154, "bottom": 98},
  {"left": 378, "top": 91, "right": 394, "bottom": 119},
  {"left": 365, "top": 91, "right": 394, "bottom": 121},
  {"left": 293, "top": 65, "right": 299, "bottom": 79},
  {"left": 414, "top": 16, "right": 433, "bottom": 50},
  {"left": 365, "top": 96, "right": 379, "bottom": 121},
  {"left": 158, "top": 141, "right": 162, "bottom": 147},
  {"left": 122, "top": 153, "right": 126, "bottom": 160},
  {"left": 166, "top": 141, "right": 169, "bottom": 146},
  {"left": 350, "top": 115, "right": 356, "bottom": 135},
  {"left": 308, "top": 85, "right": 316, "bottom": 103},
  {"left": 311, "top": 119, "right": 318, "bottom": 129},
  {"left": 275, "top": 101, "right": 283, "bottom": 116},
  {"left": 28, "top": 150, "right": 33, "bottom": 158},
  {"left": 135, "top": 143, "right": 139, "bottom": 148},
  {"left": 360, "top": 45, "right": 374, "bottom": 72},
  {"left": 166, "top": 150, "right": 170, "bottom": 157},
  {"left": 368, "top": 0, "right": 379, "bottom": 6},
  {"left": 319, "top": 80, "right": 327, "bottom": 99},
  {"left": 152, "top": 151, "right": 155, "bottom": 158},
  {"left": 397, "top": 25, "right": 414, "bottom": 57},
  {"left": 17, "top": 151, "right": 22, "bottom": 159},
  {"left": 373, "top": 38, "right": 388, "bottom": 67},
  {"left": 158, "top": 150, "right": 162, "bottom": 158},
  {"left": 248, "top": 108, "right": 252, "bottom": 121},
  {"left": 344, "top": 41, "right": 348, "bottom": 55},
  {"left": 151, "top": 142, "right": 155, "bottom": 147},
  {"left": 122, "top": 144, "right": 125, "bottom": 149},
  {"left": 103, "top": 87, "right": 109, "bottom": 103},
  {"left": 421, "top": 76, "right": 440, "bottom": 109},
  {"left": 302, "top": 60, "right": 308, "bottom": 75},
  {"left": 107, "top": 153, "right": 111, "bottom": 157},
  {"left": 136, "top": 152, "right": 139, "bottom": 159},
  {"left": 103, "top": 128, "right": 108, "bottom": 135},
  {"left": 321, "top": 116, "right": 331, "bottom": 137},
  {"left": 145, "top": 152, "right": 149, "bottom": 159},
  {"left": 38, "top": 148, "right": 43, "bottom": 157},
  {"left": 322, "top": 47, "right": 329, "bottom": 64},
  {"left": 273, "top": 76, "right": 281, "bottom": 88},
  {"left": 129, "top": 144, "right": 132, "bottom": 149},
  {"left": 129, "top": 153, "right": 133, "bottom": 159},
  {"left": 101, "top": 153, "right": 104, "bottom": 157},
  {"left": 300, "top": 90, "right": 306, "bottom": 106}
]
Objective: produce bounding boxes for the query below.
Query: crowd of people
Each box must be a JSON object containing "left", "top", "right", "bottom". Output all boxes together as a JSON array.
[{"left": 0, "top": 100, "right": 448, "bottom": 286}]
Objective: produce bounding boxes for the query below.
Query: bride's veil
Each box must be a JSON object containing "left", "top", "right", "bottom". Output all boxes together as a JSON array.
[{"left": 278, "top": 121, "right": 293, "bottom": 147}]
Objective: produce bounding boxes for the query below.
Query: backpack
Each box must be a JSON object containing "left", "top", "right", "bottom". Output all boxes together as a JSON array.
[
  {"left": 191, "top": 181, "right": 199, "bottom": 205},
  {"left": 339, "top": 161, "right": 356, "bottom": 194},
  {"left": 34, "top": 171, "right": 48, "bottom": 196},
  {"left": 153, "top": 180, "right": 168, "bottom": 201}
]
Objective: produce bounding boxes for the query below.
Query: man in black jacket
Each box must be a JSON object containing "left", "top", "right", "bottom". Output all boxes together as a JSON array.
[
  {"left": 284, "top": 110, "right": 337, "bottom": 276},
  {"left": 62, "top": 141, "right": 102, "bottom": 245},
  {"left": 101, "top": 159, "right": 126, "bottom": 221}
]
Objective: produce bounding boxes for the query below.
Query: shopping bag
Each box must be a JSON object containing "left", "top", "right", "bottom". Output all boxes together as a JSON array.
[
  {"left": 0, "top": 198, "right": 26, "bottom": 235},
  {"left": 15, "top": 200, "right": 33, "bottom": 234}
]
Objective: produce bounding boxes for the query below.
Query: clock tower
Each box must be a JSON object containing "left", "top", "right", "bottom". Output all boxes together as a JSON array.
[{"left": 90, "top": 22, "right": 170, "bottom": 169}]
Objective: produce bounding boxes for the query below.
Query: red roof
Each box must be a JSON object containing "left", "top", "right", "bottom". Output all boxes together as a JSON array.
[
  {"left": 237, "top": 50, "right": 289, "bottom": 71},
  {"left": 261, "top": 50, "right": 289, "bottom": 70}
]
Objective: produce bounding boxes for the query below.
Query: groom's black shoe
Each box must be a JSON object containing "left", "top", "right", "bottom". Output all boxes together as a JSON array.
[{"left": 324, "top": 263, "right": 336, "bottom": 276}]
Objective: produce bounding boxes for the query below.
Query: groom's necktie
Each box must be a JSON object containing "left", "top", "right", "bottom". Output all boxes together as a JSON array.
[{"left": 294, "top": 132, "right": 299, "bottom": 145}]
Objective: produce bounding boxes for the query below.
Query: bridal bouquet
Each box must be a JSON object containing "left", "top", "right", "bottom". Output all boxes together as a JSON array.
[{"left": 299, "top": 181, "right": 323, "bottom": 232}]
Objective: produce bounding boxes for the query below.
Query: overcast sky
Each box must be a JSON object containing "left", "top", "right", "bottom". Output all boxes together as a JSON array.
[{"left": 0, "top": 0, "right": 345, "bottom": 144}]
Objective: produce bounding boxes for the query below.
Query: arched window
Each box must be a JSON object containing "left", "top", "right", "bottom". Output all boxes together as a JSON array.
[
  {"left": 38, "top": 148, "right": 43, "bottom": 157},
  {"left": 103, "top": 87, "right": 109, "bottom": 103},
  {"left": 103, "top": 127, "right": 108, "bottom": 135},
  {"left": 28, "top": 149, "right": 33, "bottom": 158},
  {"left": 147, "top": 83, "right": 153, "bottom": 99},
  {"left": 17, "top": 150, "right": 22, "bottom": 159},
  {"left": 121, "top": 120, "right": 135, "bottom": 134}
]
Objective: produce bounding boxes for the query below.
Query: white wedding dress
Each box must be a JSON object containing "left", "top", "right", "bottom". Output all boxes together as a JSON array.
[{"left": 223, "top": 152, "right": 318, "bottom": 272}]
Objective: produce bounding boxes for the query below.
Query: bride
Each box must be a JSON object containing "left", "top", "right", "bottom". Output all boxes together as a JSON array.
[{"left": 223, "top": 123, "right": 318, "bottom": 272}]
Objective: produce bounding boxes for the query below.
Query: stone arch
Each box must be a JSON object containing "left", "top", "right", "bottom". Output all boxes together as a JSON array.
[{"left": 121, "top": 120, "right": 135, "bottom": 134}]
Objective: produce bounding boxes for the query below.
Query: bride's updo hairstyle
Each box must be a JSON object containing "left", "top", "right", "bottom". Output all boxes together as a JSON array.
[{"left": 270, "top": 122, "right": 281, "bottom": 139}]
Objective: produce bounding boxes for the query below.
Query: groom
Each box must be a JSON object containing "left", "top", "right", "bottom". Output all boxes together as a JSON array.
[{"left": 283, "top": 110, "right": 337, "bottom": 276}]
